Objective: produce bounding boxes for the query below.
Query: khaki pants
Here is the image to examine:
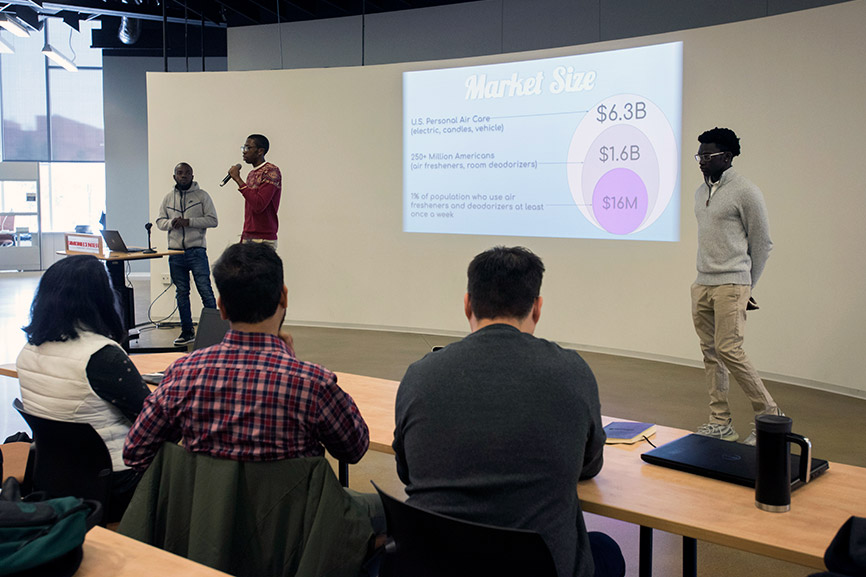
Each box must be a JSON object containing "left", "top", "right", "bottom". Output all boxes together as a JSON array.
[{"left": 690, "top": 283, "right": 778, "bottom": 424}]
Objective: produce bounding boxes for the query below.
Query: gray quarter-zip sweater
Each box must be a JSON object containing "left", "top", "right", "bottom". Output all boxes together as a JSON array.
[{"left": 694, "top": 168, "right": 772, "bottom": 288}]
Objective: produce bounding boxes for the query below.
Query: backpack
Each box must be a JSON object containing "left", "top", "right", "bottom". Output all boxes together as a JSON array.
[{"left": 0, "top": 477, "right": 101, "bottom": 577}]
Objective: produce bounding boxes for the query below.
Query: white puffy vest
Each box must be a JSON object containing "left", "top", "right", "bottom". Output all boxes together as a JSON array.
[{"left": 16, "top": 331, "right": 132, "bottom": 472}]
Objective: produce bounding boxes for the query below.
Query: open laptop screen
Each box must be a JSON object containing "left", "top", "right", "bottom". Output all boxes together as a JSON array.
[{"left": 100, "top": 229, "right": 143, "bottom": 253}]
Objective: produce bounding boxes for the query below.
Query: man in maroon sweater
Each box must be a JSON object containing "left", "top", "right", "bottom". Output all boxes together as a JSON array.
[{"left": 228, "top": 134, "right": 281, "bottom": 246}]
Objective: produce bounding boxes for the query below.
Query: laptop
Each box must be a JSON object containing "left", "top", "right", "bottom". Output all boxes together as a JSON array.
[
  {"left": 640, "top": 433, "right": 829, "bottom": 490},
  {"left": 101, "top": 229, "right": 143, "bottom": 253}
]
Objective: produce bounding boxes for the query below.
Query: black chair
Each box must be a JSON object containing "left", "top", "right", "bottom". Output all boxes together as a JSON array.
[
  {"left": 13, "top": 398, "right": 112, "bottom": 526},
  {"left": 372, "top": 483, "right": 558, "bottom": 577},
  {"left": 192, "top": 307, "right": 230, "bottom": 350}
]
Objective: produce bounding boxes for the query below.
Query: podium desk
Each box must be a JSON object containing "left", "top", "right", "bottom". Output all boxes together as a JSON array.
[{"left": 59, "top": 249, "right": 182, "bottom": 353}]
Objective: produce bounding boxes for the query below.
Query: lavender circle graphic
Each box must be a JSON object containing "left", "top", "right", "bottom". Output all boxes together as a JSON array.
[{"left": 592, "top": 168, "right": 648, "bottom": 235}]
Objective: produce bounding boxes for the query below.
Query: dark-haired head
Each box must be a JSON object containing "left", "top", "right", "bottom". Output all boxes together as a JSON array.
[
  {"left": 247, "top": 134, "right": 270, "bottom": 155},
  {"left": 213, "top": 242, "right": 283, "bottom": 323},
  {"left": 467, "top": 246, "right": 544, "bottom": 321},
  {"left": 23, "top": 255, "right": 126, "bottom": 345},
  {"left": 698, "top": 127, "right": 741, "bottom": 157}
]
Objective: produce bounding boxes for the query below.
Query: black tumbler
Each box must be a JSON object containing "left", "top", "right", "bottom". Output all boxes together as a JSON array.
[{"left": 755, "top": 414, "right": 812, "bottom": 513}]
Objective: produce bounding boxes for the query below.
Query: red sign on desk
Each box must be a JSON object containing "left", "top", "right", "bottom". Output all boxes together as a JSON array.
[{"left": 65, "top": 233, "right": 103, "bottom": 255}]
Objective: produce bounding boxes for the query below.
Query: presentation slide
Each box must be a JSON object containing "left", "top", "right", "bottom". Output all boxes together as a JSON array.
[{"left": 403, "top": 42, "right": 682, "bottom": 241}]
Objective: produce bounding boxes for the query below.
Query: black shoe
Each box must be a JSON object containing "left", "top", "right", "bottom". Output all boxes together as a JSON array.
[{"left": 173, "top": 332, "right": 195, "bottom": 346}]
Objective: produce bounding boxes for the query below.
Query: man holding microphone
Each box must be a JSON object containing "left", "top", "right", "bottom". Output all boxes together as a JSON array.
[{"left": 227, "top": 134, "right": 282, "bottom": 247}]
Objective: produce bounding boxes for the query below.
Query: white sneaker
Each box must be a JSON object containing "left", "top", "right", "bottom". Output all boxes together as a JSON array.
[
  {"left": 695, "top": 423, "right": 739, "bottom": 442},
  {"left": 744, "top": 409, "right": 785, "bottom": 446}
]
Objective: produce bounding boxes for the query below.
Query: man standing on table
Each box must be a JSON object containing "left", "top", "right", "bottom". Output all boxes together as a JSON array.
[
  {"left": 227, "top": 134, "right": 281, "bottom": 246},
  {"left": 691, "top": 127, "right": 781, "bottom": 445},
  {"left": 156, "top": 162, "right": 218, "bottom": 347},
  {"left": 392, "top": 246, "right": 625, "bottom": 577}
]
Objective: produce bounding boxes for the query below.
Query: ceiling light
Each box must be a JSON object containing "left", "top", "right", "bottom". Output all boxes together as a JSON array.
[
  {"left": 42, "top": 43, "right": 78, "bottom": 71},
  {"left": 0, "top": 14, "right": 31, "bottom": 38},
  {"left": 0, "top": 37, "right": 12, "bottom": 54}
]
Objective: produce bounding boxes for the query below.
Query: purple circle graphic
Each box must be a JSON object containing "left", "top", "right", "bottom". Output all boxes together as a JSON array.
[{"left": 592, "top": 168, "right": 648, "bottom": 235}]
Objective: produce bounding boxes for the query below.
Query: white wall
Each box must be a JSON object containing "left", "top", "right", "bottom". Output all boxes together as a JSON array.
[
  {"left": 147, "top": 1, "right": 866, "bottom": 397},
  {"left": 103, "top": 56, "right": 226, "bottom": 274}
]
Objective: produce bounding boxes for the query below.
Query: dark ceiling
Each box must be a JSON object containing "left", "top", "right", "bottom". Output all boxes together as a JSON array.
[{"left": 2, "top": 0, "right": 479, "bottom": 57}]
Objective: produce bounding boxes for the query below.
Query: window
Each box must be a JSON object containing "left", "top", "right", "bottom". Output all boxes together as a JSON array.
[
  {"left": 39, "top": 163, "right": 105, "bottom": 232},
  {"left": 0, "top": 18, "right": 103, "bottom": 161},
  {"left": 48, "top": 68, "right": 104, "bottom": 161},
  {"left": 0, "top": 18, "right": 105, "bottom": 233},
  {"left": 0, "top": 30, "right": 48, "bottom": 160}
]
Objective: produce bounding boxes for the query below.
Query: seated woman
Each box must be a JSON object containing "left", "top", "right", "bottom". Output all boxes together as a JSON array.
[{"left": 16, "top": 254, "right": 151, "bottom": 521}]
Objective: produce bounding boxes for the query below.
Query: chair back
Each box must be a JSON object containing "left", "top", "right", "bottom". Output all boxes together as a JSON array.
[
  {"left": 13, "top": 398, "right": 112, "bottom": 525},
  {"left": 193, "top": 307, "right": 230, "bottom": 350},
  {"left": 119, "top": 443, "right": 373, "bottom": 577},
  {"left": 372, "top": 483, "right": 558, "bottom": 577}
]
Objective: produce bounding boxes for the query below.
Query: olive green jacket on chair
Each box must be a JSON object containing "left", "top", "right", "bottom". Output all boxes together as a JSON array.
[{"left": 118, "top": 443, "right": 373, "bottom": 577}]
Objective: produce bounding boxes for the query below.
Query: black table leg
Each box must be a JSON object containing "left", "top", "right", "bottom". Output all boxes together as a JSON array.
[
  {"left": 339, "top": 460, "right": 349, "bottom": 487},
  {"left": 683, "top": 536, "right": 697, "bottom": 577},
  {"left": 640, "top": 525, "right": 653, "bottom": 577}
]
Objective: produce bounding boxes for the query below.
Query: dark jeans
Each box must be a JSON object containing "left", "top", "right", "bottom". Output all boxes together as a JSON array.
[
  {"left": 168, "top": 248, "right": 216, "bottom": 334},
  {"left": 590, "top": 531, "right": 626, "bottom": 577}
]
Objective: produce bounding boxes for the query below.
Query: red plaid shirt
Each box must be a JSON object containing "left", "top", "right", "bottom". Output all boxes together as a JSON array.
[
  {"left": 240, "top": 162, "right": 281, "bottom": 240},
  {"left": 123, "top": 330, "right": 369, "bottom": 470}
]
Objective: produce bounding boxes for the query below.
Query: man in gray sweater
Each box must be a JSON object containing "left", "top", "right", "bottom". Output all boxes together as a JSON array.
[
  {"left": 393, "top": 246, "right": 624, "bottom": 577},
  {"left": 156, "top": 162, "right": 218, "bottom": 346},
  {"left": 692, "top": 128, "right": 781, "bottom": 446}
]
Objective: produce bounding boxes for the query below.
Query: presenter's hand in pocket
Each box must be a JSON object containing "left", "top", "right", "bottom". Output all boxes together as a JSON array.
[{"left": 746, "top": 296, "right": 759, "bottom": 311}]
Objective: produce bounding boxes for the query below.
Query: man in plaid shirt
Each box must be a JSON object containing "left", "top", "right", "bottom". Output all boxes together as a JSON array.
[{"left": 123, "top": 242, "right": 369, "bottom": 471}]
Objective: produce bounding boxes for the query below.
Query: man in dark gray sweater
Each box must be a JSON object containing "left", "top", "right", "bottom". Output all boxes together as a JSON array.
[
  {"left": 692, "top": 128, "right": 781, "bottom": 446},
  {"left": 392, "top": 246, "right": 624, "bottom": 577}
]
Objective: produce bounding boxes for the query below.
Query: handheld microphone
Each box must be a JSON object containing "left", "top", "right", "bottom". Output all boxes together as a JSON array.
[
  {"left": 221, "top": 164, "right": 242, "bottom": 187},
  {"left": 143, "top": 222, "right": 156, "bottom": 254}
]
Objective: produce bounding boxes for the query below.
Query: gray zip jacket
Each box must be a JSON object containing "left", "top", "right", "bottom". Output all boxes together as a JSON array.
[{"left": 155, "top": 182, "right": 218, "bottom": 250}]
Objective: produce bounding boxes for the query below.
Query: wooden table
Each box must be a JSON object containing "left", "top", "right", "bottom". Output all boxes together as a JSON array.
[
  {"left": 329, "top": 379, "right": 865, "bottom": 574},
  {"left": 581, "top": 420, "right": 865, "bottom": 574},
  {"left": 134, "top": 355, "right": 866, "bottom": 572},
  {"left": 7, "top": 354, "right": 865, "bottom": 574},
  {"left": 78, "top": 526, "right": 231, "bottom": 576}
]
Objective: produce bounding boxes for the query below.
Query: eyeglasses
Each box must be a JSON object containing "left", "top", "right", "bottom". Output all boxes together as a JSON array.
[
  {"left": 241, "top": 145, "right": 257, "bottom": 152},
  {"left": 695, "top": 152, "right": 726, "bottom": 162}
]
